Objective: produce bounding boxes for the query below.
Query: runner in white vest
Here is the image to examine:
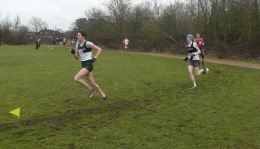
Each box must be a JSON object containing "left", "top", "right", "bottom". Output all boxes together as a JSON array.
[{"left": 73, "top": 31, "right": 106, "bottom": 100}]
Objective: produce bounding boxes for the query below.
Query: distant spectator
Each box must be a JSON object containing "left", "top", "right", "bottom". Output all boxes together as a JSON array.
[
  {"left": 55, "top": 38, "right": 58, "bottom": 45},
  {"left": 35, "top": 39, "right": 41, "bottom": 50},
  {"left": 53, "top": 38, "right": 56, "bottom": 45},
  {"left": 38, "top": 39, "right": 41, "bottom": 48},
  {"left": 63, "top": 38, "right": 66, "bottom": 46},
  {"left": 123, "top": 38, "right": 129, "bottom": 52}
]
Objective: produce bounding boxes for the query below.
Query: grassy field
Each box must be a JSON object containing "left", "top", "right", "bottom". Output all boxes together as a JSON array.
[{"left": 0, "top": 45, "right": 259, "bottom": 149}]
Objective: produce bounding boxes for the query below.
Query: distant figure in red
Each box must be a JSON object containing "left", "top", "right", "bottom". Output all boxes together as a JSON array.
[
  {"left": 195, "top": 33, "right": 207, "bottom": 73},
  {"left": 123, "top": 38, "right": 129, "bottom": 52},
  {"left": 195, "top": 34, "right": 205, "bottom": 59}
]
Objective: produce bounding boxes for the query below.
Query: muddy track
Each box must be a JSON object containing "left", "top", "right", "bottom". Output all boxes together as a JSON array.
[{"left": 131, "top": 52, "right": 260, "bottom": 70}]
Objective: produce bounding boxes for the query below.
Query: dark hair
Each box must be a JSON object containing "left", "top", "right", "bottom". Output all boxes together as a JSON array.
[{"left": 78, "top": 31, "right": 87, "bottom": 39}]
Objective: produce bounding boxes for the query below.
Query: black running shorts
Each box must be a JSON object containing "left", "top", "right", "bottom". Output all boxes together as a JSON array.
[
  {"left": 188, "top": 60, "right": 200, "bottom": 67},
  {"left": 81, "top": 60, "right": 93, "bottom": 72}
]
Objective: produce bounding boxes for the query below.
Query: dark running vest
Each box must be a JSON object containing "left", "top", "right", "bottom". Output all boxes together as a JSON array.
[
  {"left": 187, "top": 42, "right": 197, "bottom": 53},
  {"left": 78, "top": 41, "right": 92, "bottom": 53}
]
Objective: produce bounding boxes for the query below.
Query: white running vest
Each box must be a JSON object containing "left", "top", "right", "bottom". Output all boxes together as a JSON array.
[
  {"left": 123, "top": 38, "right": 129, "bottom": 45},
  {"left": 76, "top": 41, "right": 94, "bottom": 61}
]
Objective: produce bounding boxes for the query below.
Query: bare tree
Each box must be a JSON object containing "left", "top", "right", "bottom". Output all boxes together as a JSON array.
[
  {"left": 10, "top": 16, "right": 29, "bottom": 45},
  {"left": 29, "top": 17, "right": 48, "bottom": 34},
  {"left": 105, "top": 0, "right": 132, "bottom": 38},
  {"left": 1, "top": 15, "right": 12, "bottom": 30},
  {"left": 12, "top": 15, "right": 21, "bottom": 32},
  {"left": 1, "top": 15, "right": 13, "bottom": 44},
  {"left": 84, "top": 8, "right": 109, "bottom": 37}
]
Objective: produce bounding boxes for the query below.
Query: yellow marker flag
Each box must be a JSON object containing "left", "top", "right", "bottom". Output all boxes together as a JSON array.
[{"left": 9, "top": 107, "right": 20, "bottom": 119}]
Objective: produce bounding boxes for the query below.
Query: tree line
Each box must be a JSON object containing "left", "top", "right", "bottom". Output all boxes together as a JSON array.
[
  {"left": 71, "top": 0, "right": 260, "bottom": 60},
  {"left": 0, "top": 0, "right": 259, "bottom": 60}
]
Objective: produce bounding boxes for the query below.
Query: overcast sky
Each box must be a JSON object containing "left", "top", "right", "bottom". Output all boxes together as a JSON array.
[{"left": 0, "top": 0, "right": 170, "bottom": 32}]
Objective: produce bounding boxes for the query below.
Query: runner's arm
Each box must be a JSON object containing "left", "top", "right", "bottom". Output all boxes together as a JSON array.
[
  {"left": 193, "top": 42, "right": 201, "bottom": 55},
  {"left": 92, "top": 44, "right": 102, "bottom": 59},
  {"left": 74, "top": 50, "right": 79, "bottom": 60},
  {"left": 194, "top": 47, "right": 201, "bottom": 55},
  {"left": 202, "top": 38, "right": 205, "bottom": 46}
]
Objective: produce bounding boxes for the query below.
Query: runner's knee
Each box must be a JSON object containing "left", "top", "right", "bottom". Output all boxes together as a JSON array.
[
  {"left": 74, "top": 76, "right": 80, "bottom": 82},
  {"left": 188, "top": 70, "right": 193, "bottom": 75}
]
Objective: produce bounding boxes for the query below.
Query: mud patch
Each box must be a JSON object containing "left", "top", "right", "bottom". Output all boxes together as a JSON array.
[{"left": 0, "top": 100, "right": 138, "bottom": 132}]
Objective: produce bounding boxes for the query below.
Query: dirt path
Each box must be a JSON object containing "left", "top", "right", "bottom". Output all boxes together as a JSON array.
[{"left": 131, "top": 52, "right": 260, "bottom": 70}]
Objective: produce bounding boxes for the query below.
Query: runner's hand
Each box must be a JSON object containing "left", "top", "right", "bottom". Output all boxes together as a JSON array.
[
  {"left": 70, "top": 48, "right": 75, "bottom": 54},
  {"left": 90, "top": 58, "right": 96, "bottom": 63},
  {"left": 189, "top": 53, "right": 195, "bottom": 60},
  {"left": 183, "top": 57, "right": 189, "bottom": 62}
]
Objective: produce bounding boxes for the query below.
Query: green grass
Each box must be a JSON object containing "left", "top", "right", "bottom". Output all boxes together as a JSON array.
[{"left": 0, "top": 45, "right": 259, "bottom": 149}]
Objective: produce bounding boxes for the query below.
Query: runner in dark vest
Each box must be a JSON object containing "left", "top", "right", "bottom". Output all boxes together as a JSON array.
[{"left": 185, "top": 34, "right": 209, "bottom": 89}]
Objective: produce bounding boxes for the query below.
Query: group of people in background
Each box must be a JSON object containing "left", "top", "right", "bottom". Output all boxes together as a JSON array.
[
  {"left": 35, "top": 37, "right": 72, "bottom": 50},
  {"left": 52, "top": 37, "right": 67, "bottom": 46},
  {"left": 34, "top": 37, "right": 129, "bottom": 52}
]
